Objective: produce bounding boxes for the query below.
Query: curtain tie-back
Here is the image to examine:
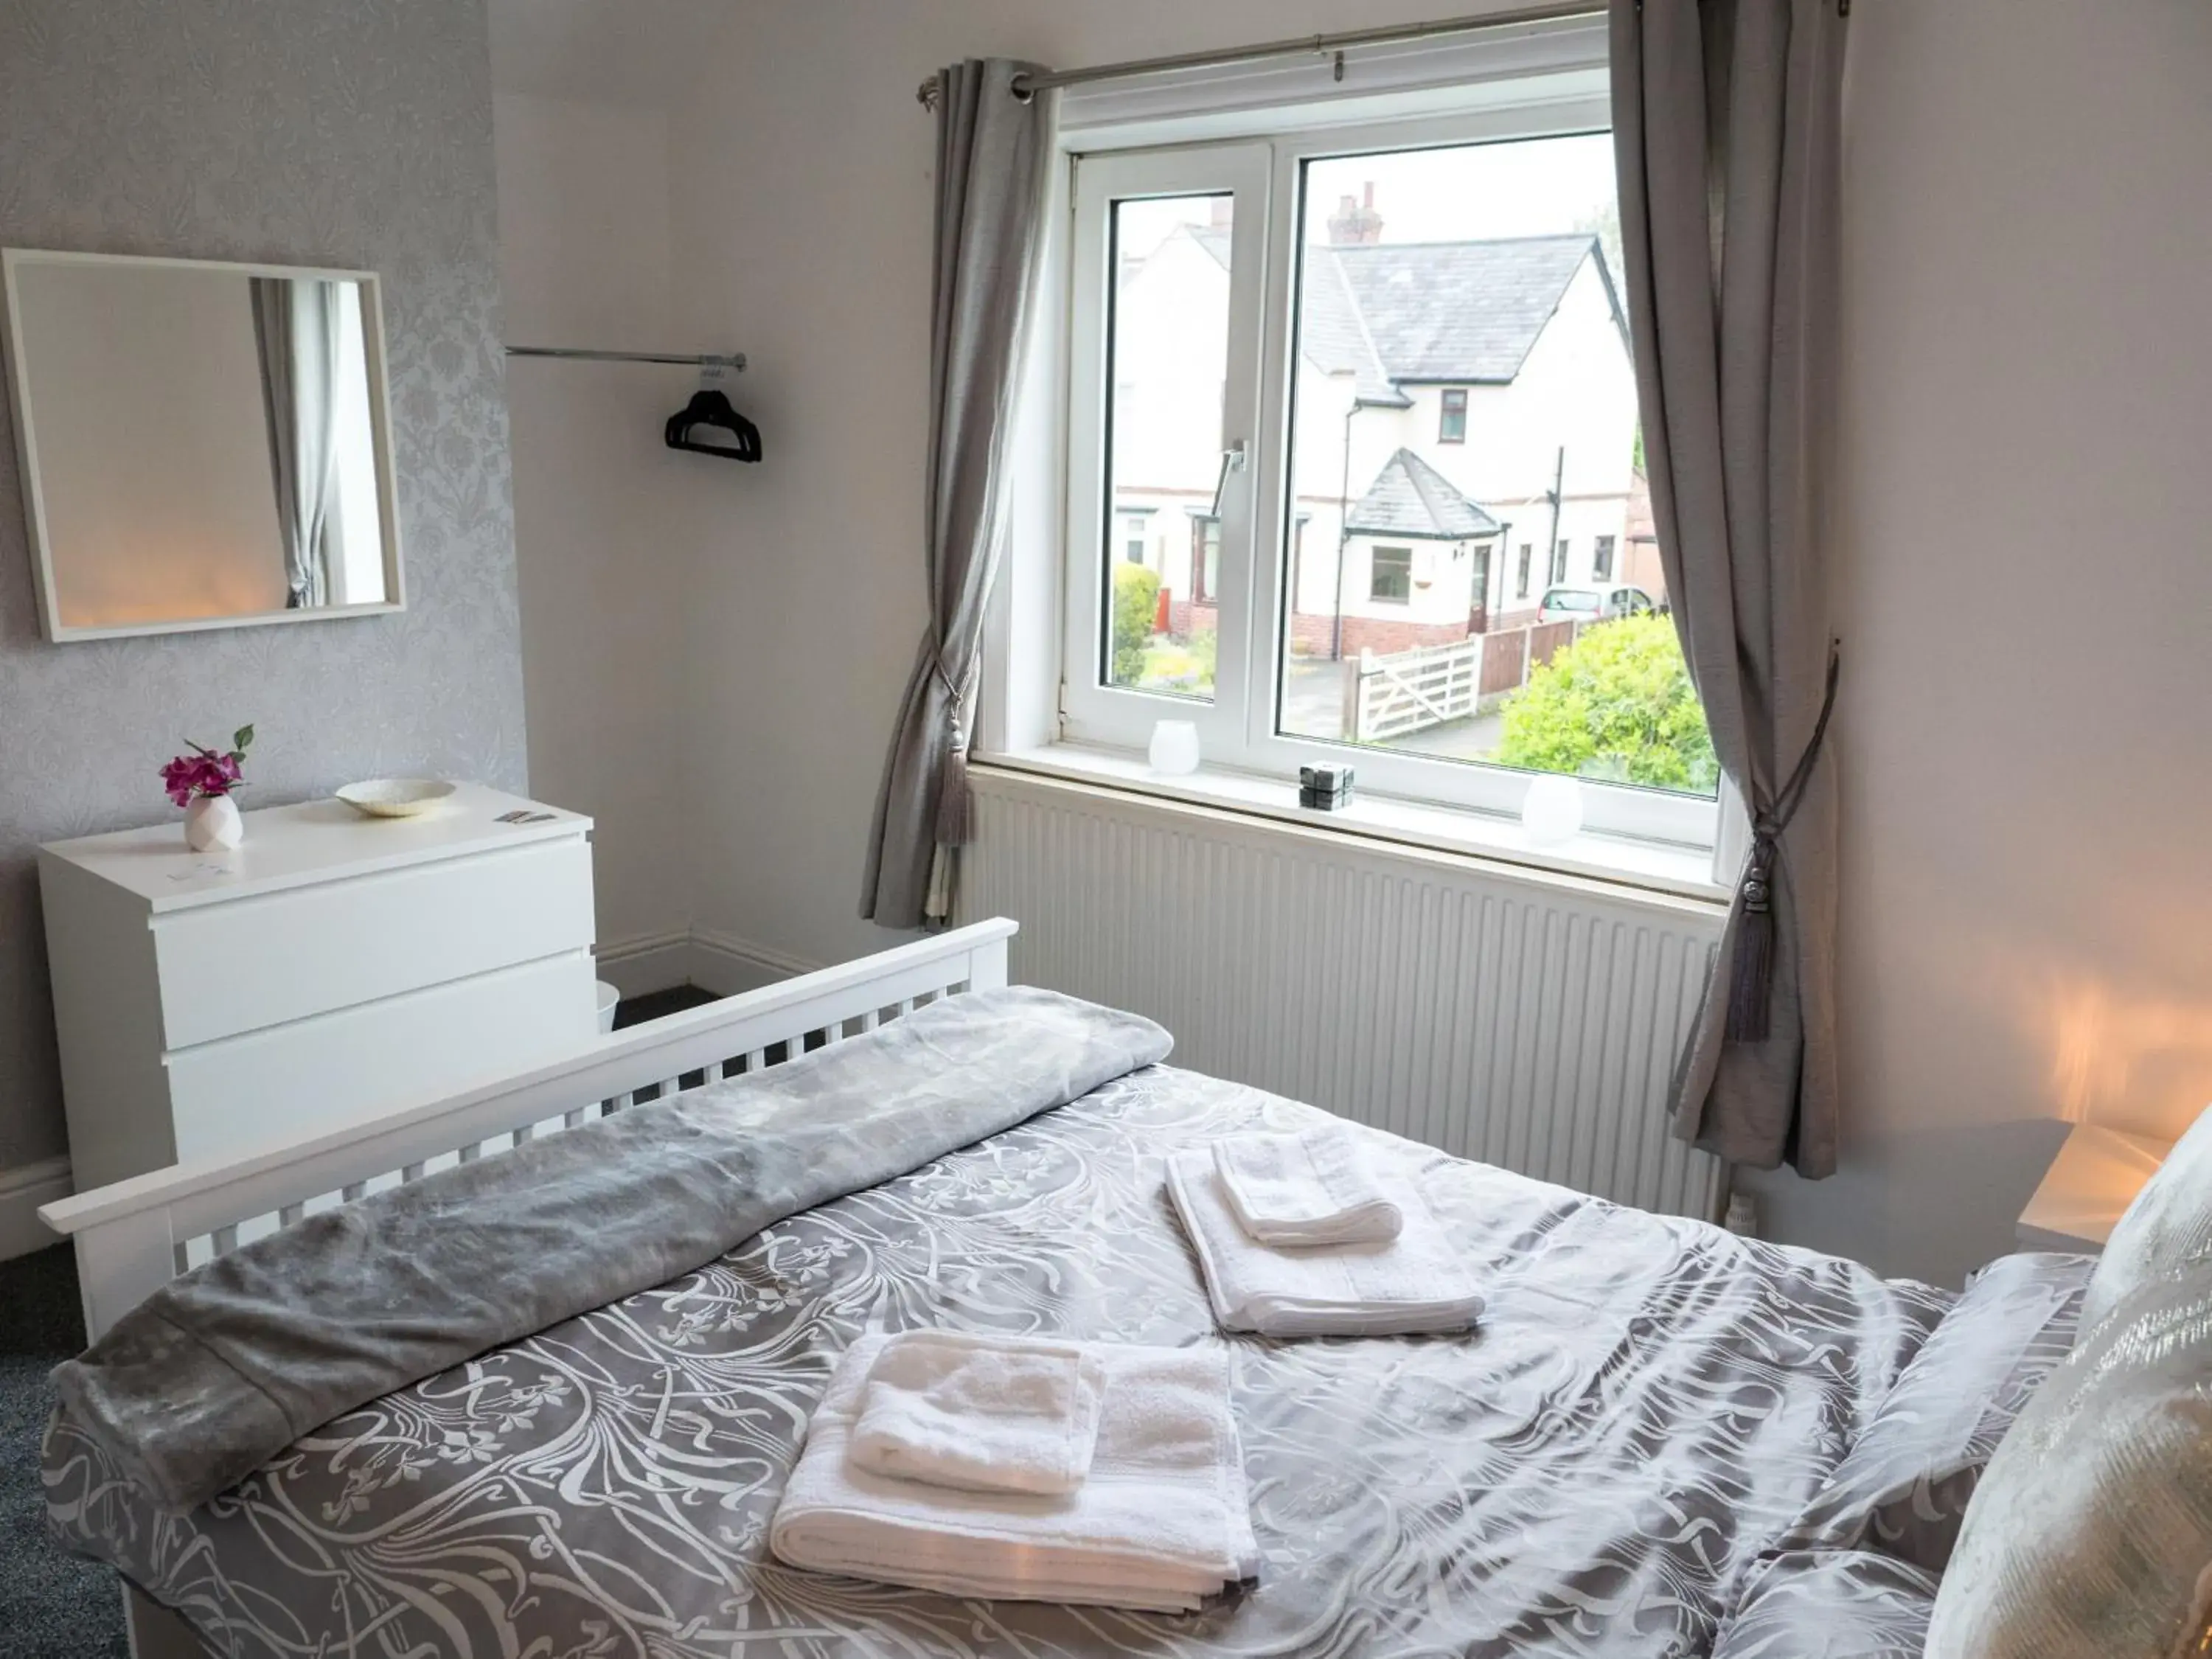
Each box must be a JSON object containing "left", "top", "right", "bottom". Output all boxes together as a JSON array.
[
  {"left": 930, "top": 649, "right": 979, "bottom": 849},
  {"left": 1725, "top": 643, "right": 1841, "bottom": 1044}
]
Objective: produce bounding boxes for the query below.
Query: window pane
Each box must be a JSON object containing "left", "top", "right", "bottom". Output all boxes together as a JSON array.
[
  {"left": 1369, "top": 546, "right": 1412, "bottom": 603},
  {"left": 1101, "top": 194, "right": 1226, "bottom": 701},
  {"left": 1439, "top": 388, "right": 1468, "bottom": 444},
  {"left": 1276, "top": 136, "right": 1717, "bottom": 797}
]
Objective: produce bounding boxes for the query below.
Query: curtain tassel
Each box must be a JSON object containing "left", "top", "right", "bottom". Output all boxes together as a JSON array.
[
  {"left": 933, "top": 683, "right": 976, "bottom": 848},
  {"left": 936, "top": 737, "right": 975, "bottom": 847},
  {"left": 1721, "top": 644, "right": 1843, "bottom": 1047},
  {"left": 1724, "top": 836, "right": 1776, "bottom": 1043}
]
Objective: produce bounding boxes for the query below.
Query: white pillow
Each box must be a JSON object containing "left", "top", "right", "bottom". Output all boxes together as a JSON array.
[
  {"left": 1924, "top": 1265, "right": 2212, "bottom": 1658},
  {"left": 2081, "top": 1102, "right": 2212, "bottom": 1332}
]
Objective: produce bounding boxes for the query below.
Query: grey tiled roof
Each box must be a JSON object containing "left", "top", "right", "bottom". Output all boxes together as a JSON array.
[
  {"left": 1346, "top": 448, "right": 1502, "bottom": 540},
  {"left": 1190, "top": 225, "right": 1401, "bottom": 402},
  {"left": 1298, "top": 248, "right": 1405, "bottom": 406},
  {"left": 1184, "top": 225, "right": 1613, "bottom": 394},
  {"left": 1332, "top": 235, "right": 1604, "bottom": 384}
]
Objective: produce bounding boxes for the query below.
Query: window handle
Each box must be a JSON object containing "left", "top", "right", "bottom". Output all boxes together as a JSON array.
[{"left": 1211, "top": 439, "right": 1248, "bottom": 517}]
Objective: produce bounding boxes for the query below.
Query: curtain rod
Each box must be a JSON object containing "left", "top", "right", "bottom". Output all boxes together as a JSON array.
[
  {"left": 505, "top": 347, "right": 746, "bottom": 370},
  {"left": 915, "top": 3, "right": 1606, "bottom": 110}
]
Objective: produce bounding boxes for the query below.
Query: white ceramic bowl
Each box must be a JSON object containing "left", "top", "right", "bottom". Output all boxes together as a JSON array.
[{"left": 335, "top": 778, "right": 457, "bottom": 819}]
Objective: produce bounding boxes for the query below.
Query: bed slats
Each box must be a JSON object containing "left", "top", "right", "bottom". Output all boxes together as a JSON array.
[{"left": 164, "top": 978, "right": 980, "bottom": 1269}]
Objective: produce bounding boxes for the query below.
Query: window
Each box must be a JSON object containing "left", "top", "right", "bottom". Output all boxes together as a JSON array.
[
  {"left": 1438, "top": 387, "right": 1468, "bottom": 444},
  {"left": 1121, "top": 511, "right": 1153, "bottom": 566},
  {"left": 1593, "top": 533, "right": 1615, "bottom": 581},
  {"left": 1096, "top": 189, "right": 1237, "bottom": 698},
  {"left": 1059, "top": 99, "right": 1718, "bottom": 846},
  {"left": 1369, "top": 546, "right": 1412, "bottom": 603}
]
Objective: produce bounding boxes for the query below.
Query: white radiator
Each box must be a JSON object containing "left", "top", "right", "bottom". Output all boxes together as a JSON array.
[{"left": 961, "top": 768, "right": 1728, "bottom": 1220}]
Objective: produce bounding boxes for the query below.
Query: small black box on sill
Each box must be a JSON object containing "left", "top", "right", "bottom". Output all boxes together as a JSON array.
[{"left": 1298, "top": 763, "right": 1354, "bottom": 811}]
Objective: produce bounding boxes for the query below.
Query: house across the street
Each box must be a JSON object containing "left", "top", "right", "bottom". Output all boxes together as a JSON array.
[{"left": 1111, "top": 185, "right": 1652, "bottom": 661}]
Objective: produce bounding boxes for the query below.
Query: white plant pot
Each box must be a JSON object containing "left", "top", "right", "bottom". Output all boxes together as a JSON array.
[{"left": 184, "top": 793, "right": 244, "bottom": 852}]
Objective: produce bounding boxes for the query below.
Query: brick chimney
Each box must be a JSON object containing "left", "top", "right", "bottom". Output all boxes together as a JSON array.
[{"left": 1328, "top": 181, "right": 1383, "bottom": 246}]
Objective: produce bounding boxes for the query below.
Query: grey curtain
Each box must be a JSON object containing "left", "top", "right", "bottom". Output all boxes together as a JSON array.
[
  {"left": 860, "top": 60, "right": 1052, "bottom": 930},
  {"left": 1611, "top": 0, "right": 1848, "bottom": 1176},
  {"left": 251, "top": 276, "right": 344, "bottom": 608}
]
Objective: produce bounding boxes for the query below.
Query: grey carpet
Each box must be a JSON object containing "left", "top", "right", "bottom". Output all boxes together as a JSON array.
[
  {"left": 613, "top": 982, "right": 721, "bottom": 1029},
  {"left": 1, "top": 1243, "right": 128, "bottom": 1658}
]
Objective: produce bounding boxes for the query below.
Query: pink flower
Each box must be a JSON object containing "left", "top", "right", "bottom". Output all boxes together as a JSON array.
[{"left": 159, "top": 726, "right": 254, "bottom": 809}]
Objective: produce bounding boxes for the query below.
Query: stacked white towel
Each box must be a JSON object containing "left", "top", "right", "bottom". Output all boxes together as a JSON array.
[
  {"left": 771, "top": 1333, "right": 1258, "bottom": 1612},
  {"left": 1211, "top": 1127, "right": 1404, "bottom": 1245},
  {"left": 848, "top": 1330, "right": 1105, "bottom": 1496},
  {"left": 1167, "top": 1146, "right": 1484, "bottom": 1337}
]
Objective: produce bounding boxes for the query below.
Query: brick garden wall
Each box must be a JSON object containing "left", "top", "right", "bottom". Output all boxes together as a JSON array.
[
  {"left": 1162, "top": 602, "right": 1475, "bottom": 661},
  {"left": 1283, "top": 611, "right": 1472, "bottom": 659}
]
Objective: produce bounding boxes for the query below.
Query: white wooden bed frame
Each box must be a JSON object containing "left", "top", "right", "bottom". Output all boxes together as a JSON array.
[{"left": 35, "top": 917, "right": 1016, "bottom": 1659}]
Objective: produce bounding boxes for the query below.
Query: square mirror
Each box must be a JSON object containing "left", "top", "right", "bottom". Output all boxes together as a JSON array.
[{"left": 1, "top": 249, "right": 404, "bottom": 641}]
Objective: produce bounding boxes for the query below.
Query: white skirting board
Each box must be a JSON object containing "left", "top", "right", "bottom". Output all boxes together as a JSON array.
[
  {"left": 959, "top": 767, "right": 1731, "bottom": 1221},
  {"left": 594, "top": 927, "right": 821, "bottom": 1001},
  {"left": 591, "top": 928, "right": 693, "bottom": 998},
  {"left": 0, "top": 1155, "right": 72, "bottom": 1262}
]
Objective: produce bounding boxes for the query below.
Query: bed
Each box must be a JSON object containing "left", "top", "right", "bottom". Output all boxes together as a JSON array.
[{"left": 38, "top": 919, "right": 2048, "bottom": 1658}]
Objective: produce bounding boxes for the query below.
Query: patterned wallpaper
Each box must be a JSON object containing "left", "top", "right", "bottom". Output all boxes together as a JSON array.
[{"left": 0, "top": 0, "right": 529, "bottom": 1172}]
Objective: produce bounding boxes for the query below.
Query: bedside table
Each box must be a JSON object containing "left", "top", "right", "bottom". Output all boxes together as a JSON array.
[{"left": 2016, "top": 1123, "right": 2174, "bottom": 1253}]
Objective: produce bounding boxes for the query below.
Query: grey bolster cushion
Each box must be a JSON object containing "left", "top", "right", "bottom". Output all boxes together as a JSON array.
[{"left": 51, "top": 986, "right": 1171, "bottom": 1512}]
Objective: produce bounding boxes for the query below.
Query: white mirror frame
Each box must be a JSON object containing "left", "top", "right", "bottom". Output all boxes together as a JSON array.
[{"left": 1, "top": 248, "right": 407, "bottom": 642}]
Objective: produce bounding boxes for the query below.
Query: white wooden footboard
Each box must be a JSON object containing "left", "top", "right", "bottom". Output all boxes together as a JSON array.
[{"left": 39, "top": 918, "right": 1015, "bottom": 1346}]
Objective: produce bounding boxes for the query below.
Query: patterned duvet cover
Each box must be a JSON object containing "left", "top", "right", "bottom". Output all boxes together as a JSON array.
[{"left": 46, "top": 1063, "right": 1950, "bottom": 1657}]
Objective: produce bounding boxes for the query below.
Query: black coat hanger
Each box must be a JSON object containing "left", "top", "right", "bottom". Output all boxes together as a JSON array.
[{"left": 665, "top": 389, "right": 762, "bottom": 462}]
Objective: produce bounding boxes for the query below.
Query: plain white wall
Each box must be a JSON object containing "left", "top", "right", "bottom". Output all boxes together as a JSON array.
[
  {"left": 1734, "top": 0, "right": 2212, "bottom": 1284},
  {"left": 656, "top": 0, "right": 1507, "bottom": 975},
  {"left": 491, "top": 86, "right": 695, "bottom": 954},
  {"left": 493, "top": 0, "right": 2212, "bottom": 1284}
]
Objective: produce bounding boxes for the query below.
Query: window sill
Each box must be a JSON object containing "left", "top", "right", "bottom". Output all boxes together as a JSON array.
[{"left": 973, "top": 744, "right": 1733, "bottom": 908}]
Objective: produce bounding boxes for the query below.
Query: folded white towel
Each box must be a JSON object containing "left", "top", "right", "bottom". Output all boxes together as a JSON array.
[
  {"left": 1211, "top": 1127, "right": 1404, "bottom": 1245},
  {"left": 848, "top": 1330, "right": 1105, "bottom": 1496},
  {"left": 1166, "top": 1147, "right": 1484, "bottom": 1338},
  {"left": 772, "top": 1335, "right": 1258, "bottom": 1612}
]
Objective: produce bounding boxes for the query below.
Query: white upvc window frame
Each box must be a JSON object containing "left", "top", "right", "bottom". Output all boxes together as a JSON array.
[
  {"left": 1061, "top": 140, "right": 1273, "bottom": 765},
  {"left": 978, "top": 18, "right": 1745, "bottom": 893},
  {"left": 1057, "top": 99, "right": 1720, "bottom": 853}
]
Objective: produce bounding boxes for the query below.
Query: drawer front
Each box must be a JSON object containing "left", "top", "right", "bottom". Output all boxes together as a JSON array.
[
  {"left": 153, "top": 835, "right": 595, "bottom": 1049},
  {"left": 166, "top": 950, "right": 598, "bottom": 1166}
]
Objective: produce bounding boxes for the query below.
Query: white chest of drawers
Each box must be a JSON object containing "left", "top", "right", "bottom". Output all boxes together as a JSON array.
[{"left": 39, "top": 782, "right": 599, "bottom": 1192}]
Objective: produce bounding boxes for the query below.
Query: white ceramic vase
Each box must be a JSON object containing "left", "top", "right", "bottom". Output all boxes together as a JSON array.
[
  {"left": 1520, "top": 774, "right": 1585, "bottom": 848},
  {"left": 1148, "top": 718, "right": 1202, "bottom": 776},
  {"left": 184, "top": 793, "right": 245, "bottom": 852}
]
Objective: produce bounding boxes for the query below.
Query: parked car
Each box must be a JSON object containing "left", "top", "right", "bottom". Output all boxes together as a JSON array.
[{"left": 1537, "top": 584, "right": 1660, "bottom": 624}]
